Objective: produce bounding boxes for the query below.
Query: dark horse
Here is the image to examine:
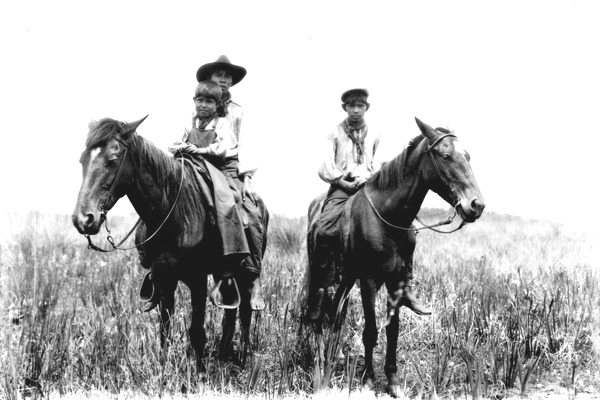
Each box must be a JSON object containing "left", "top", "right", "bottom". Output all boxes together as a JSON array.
[
  {"left": 72, "top": 116, "right": 269, "bottom": 370},
  {"left": 307, "top": 118, "right": 485, "bottom": 397}
]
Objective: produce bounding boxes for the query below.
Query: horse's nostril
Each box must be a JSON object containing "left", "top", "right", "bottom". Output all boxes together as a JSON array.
[
  {"left": 471, "top": 198, "right": 486, "bottom": 213},
  {"left": 84, "top": 213, "right": 95, "bottom": 227}
]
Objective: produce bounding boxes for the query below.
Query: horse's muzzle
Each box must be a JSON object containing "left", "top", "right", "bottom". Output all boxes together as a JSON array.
[
  {"left": 457, "top": 197, "right": 486, "bottom": 223},
  {"left": 72, "top": 211, "right": 106, "bottom": 235}
]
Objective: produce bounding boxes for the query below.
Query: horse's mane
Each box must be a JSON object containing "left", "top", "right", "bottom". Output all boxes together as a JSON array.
[
  {"left": 86, "top": 118, "right": 210, "bottom": 234},
  {"left": 368, "top": 134, "right": 426, "bottom": 191},
  {"left": 86, "top": 118, "right": 124, "bottom": 150}
]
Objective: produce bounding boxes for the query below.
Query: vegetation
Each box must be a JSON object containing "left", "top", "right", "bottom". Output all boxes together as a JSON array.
[{"left": 0, "top": 209, "right": 598, "bottom": 399}]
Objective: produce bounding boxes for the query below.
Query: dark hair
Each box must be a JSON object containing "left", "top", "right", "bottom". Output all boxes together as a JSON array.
[
  {"left": 193, "top": 81, "right": 226, "bottom": 117},
  {"left": 194, "top": 80, "right": 222, "bottom": 101}
]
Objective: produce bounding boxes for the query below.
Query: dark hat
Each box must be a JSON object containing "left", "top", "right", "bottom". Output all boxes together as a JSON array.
[
  {"left": 196, "top": 55, "right": 247, "bottom": 86},
  {"left": 341, "top": 88, "right": 369, "bottom": 103}
]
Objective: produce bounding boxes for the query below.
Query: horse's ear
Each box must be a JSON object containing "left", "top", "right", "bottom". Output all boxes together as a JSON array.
[
  {"left": 415, "top": 117, "right": 436, "bottom": 141},
  {"left": 121, "top": 115, "right": 149, "bottom": 138},
  {"left": 88, "top": 119, "right": 99, "bottom": 131}
]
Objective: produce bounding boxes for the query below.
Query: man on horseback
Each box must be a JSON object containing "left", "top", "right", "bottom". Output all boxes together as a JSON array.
[
  {"left": 195, "top": 55, "right": 266, "bottom": 311},
  {"left": 307, "top": 88, "right": 431, "bottom": 321}
]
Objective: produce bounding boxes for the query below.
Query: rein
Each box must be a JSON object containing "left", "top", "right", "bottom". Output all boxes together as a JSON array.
[
  {"left": 85, "top": 140, "right": 187, "bottom": 252},
  {"left": 364, "top": 133, "right": 467, "bottom": 234}
]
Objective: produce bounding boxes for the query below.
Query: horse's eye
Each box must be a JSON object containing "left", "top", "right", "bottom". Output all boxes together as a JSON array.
[{"left": 106, "top": 157, "right": 119, "bottom": 167}]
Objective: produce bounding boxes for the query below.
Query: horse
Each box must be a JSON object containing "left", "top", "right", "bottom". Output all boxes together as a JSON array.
[
  {"left": 306, "top": 117, "right": 485, "bottom": 397},
  {"left": 72, "top": 116, "right": 269, "bottom": 370}
]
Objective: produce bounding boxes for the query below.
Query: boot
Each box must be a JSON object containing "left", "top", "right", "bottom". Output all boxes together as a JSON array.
[
  {"left": 399, "top": 282, "right": 432, "bottom": 316},
  {"left": 249, "top": 273, "right": 265, "bottom": 311}
]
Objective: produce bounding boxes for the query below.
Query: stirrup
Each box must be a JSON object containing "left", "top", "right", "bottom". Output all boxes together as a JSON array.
[{"left": 209, "top": 278, "right": 241, "bottom": 309}]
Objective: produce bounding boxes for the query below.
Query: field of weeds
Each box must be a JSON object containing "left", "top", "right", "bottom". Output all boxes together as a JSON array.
[{"left": 0, "top": 209, "right": 598, "bottom": 399}]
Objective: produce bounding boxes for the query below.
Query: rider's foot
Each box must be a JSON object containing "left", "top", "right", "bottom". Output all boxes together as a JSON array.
[
  {"left": 249, "top": 273, "right": 265, "bottom": 311},
  {"left": 399, "top": 283, "right": 432, "bottom": 316}
]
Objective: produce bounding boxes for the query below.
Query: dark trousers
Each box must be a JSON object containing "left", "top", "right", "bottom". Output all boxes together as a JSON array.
[
  {"left": 311, "top": 186, "right": 352, "bottom": 288},
  {"left": 233, "top": 176, "right": 264, "bottom": 275}
]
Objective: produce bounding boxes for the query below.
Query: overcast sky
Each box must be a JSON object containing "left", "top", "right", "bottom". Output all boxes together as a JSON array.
[{"left": 1, "top": 1, "right": 598, "bottom": 233}]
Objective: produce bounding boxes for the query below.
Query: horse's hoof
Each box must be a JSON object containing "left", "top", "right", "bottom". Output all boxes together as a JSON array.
[
  {"left": 362, "top": 377, "right": 374, "bottom": 391},
  {"left": 385, "top": 383, "right": 402, "bottom": 398},
  {"left": 142, "top": 300, "right": 159, "bottom": 313}
]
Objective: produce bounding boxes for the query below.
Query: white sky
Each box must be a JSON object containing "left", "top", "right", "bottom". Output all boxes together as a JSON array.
[{"left": 1, "top": 1, "right": 599, "bottom": 231}]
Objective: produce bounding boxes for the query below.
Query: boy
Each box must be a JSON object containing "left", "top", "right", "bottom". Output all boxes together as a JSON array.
[
  {"left": 196, "top": 55, "right": 265, "bottom": 310},
  {"left": 307, "top": 88, "right": 430, "bottom": 321},
  {"left": 140, "top": 81, "right": 249, "bottom": 311}
]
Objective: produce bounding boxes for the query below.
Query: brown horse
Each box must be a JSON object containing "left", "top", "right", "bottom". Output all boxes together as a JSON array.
[
  {"left": 307, "top": 118, "right": 485, "bottom": 397},
  {"left": 72, "top": 116, "right": 269, "bottom": 370}
]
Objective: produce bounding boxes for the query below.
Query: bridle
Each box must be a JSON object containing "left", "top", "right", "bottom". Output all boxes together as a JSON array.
[
  {"left": 83, "top": 139, "right": 240, "bottom": 310},
  {"left": 364, "top": 133, "right": 467, "bottom": 234},
  {"left": 85, "top": 136, "right": 186, "bottom": 252}
]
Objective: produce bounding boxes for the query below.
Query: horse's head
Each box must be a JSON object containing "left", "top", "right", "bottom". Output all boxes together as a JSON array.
[
  {"left": 72, "top": 115, "right": 148, "bottom": 235},
  {"left": 415, "top": 117, "right": 485, "bottom": 223}
]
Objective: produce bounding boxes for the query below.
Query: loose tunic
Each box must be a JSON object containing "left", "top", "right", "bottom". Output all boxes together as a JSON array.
[
  {"left": 224, "top": 98, "right": 256, "bottom": 178},
  {"left": 318, "top": 122, "right": 382, "bottom": 185}
]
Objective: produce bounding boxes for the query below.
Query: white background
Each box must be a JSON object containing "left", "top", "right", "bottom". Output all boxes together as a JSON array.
[{"left": 1, "top": 1, "right": 598, "bottom": 233}]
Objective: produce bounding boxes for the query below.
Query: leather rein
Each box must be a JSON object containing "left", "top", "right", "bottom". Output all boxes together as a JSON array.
[
  {"left": 85, "top": 138, "right": 186, "bottom": 252},
  {"left": 364, "top": 133, "right": 467, "bottom": 234}
]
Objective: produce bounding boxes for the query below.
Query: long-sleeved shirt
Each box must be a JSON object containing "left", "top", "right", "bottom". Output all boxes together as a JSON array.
[
  {"left": 182, "top": 117, "right": 233, "bottom": 161},
  {"left": 224, "top": 98, "right": 256, "bottom": 177},
  {"left": 318, "top": 120, "right": 381, "bottom": 184}
]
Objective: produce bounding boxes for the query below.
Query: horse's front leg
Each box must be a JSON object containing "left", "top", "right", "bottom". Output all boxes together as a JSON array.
[
  {"left": 217, "top": 278, "right": 239, "bottom": 363},
  {"left": 157, "top": 287, "right": 176, "bottom": 368},
  {"left": 189, "top": 274, "right": 208, "bottom": 372},
  {"left": 384, "top": 280, "right": 403, "bottom": 398},
  {"left": 238, "top": 274, "right": 254, "bottom": 366},
  {"left": 360, "top": 277, "right": 383, "bottom": 390}
]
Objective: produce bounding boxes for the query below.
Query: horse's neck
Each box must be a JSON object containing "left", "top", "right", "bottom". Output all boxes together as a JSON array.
[
  {"left": 369, "top": 141, "right": 430, "bottom": 227},
  {"left": 126, "top": 136, "right": 205, "bottom": 231}
]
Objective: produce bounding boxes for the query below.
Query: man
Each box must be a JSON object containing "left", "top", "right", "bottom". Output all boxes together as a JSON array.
[
  {"left": 307, "top": 88, "right": 430, "bottom": 321},
  {"left": 196, "top": 55, "right": 265, "bottom": 310}
]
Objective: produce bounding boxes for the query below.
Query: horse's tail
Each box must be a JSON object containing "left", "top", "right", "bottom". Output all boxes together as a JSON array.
[{"left": 305, "top": 193, "right": 327, "bottom": 299}]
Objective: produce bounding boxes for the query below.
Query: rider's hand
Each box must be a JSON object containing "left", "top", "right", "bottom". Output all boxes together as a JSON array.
[
  {"left": 354, "top": 176, "right": 367, "bottom": 189},
  {"left": 168, "top": 142, "right": 188, "bottom": 154},
  {"left": 242, "top": 175, "right": 256, "bottom": 204},
  {"left": 337, "top": 179, "right": 355, "bottom": 192}
]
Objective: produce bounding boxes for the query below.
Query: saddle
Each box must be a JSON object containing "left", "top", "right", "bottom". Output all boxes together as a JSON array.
[{"left": 179, "top": 151, "right": 250, "bottom": 265}]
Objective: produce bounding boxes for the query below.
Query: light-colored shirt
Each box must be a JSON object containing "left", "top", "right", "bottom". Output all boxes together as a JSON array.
[
  {"left": 182, "top": 117, "right": 233, "bottom": 159},
  {"left": 318, "top": 121, "right": 381, "bottom": 184},
  {"left": 224, "top": 98, "right": 256, "bottom": 177}
]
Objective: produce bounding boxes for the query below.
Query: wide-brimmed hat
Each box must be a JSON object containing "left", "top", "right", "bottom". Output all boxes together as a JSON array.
[
  {"left": 341, "top": 88, "right": 369, "bottom": 103},
  {"left": 196, "top": 55, "right": 247, "bottom": 86}
]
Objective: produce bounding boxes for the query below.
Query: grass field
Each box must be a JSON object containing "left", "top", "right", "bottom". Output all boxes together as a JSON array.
[{"left": 0, "top": 209, "right": 598, "bottom": 399}]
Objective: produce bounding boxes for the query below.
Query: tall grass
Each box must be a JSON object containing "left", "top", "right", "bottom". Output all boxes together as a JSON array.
[{"left": 0, "top": 209, "right": 598, "bottom": 399}]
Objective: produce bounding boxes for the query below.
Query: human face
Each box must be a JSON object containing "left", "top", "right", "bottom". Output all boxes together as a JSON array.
[
  {"left": 194, "top": 96, "right": 218, "bottom": 118},
  {"left": 211, "top": 70, "right": 233, "bottom": 94},
  {"left": 344, "top": 101, "right": 368, "bottom": 124}
]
